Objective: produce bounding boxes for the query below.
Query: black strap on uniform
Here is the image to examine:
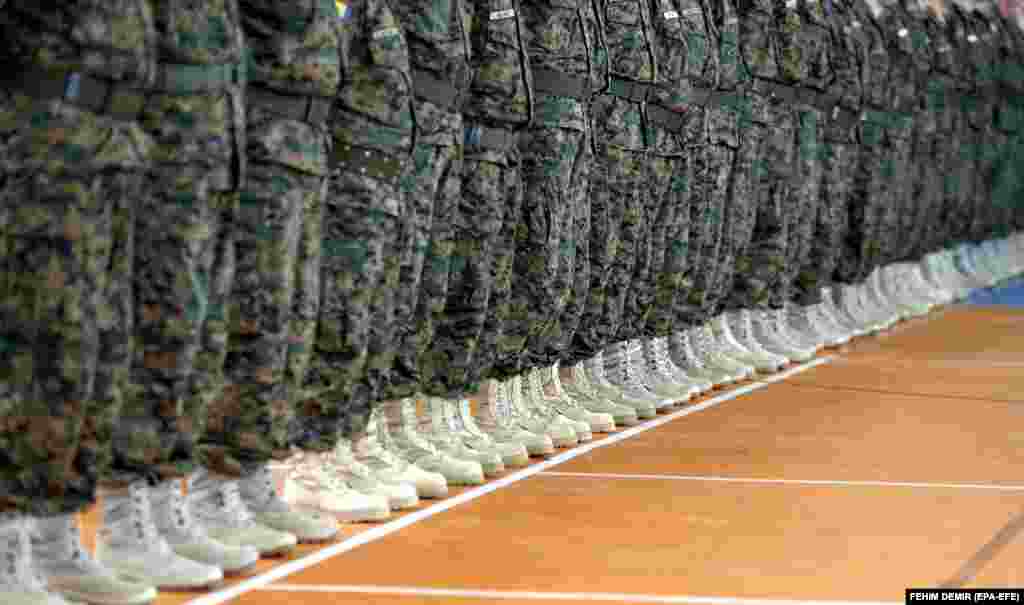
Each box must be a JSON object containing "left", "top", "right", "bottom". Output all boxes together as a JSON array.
[
  {"left": 3, "top": 65, "right": 147, "bottom": 123},
  {"left": 531, "top": 68, "right": 590, "bottom": 100},
  {"left": 750, "top": 79, "right": 797, "bottom": 103},
  {"left": 832, "top": 105, "right": 860, "bottom": 130},
  {"left": 247, "top": 85, "right": 332, "bottom": 125},
  {"left": 329, "top": 143, "right": 404, "bottom": 187},
  {"left": 607, "top": 77, "right": 651, "bottom": 102},
  {"left": 465, "top": 124, "right": 519, "bottom": 152},
  {"left": 151, "top": 62, "right": 246, "bottom": 95},
  {"left": 413, "top": 69, "right": 463, "bottom": 111}
]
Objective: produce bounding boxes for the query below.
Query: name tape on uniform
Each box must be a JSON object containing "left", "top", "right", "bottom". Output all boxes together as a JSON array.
[
  {"left": 664, "top": 9, "right": 680, "bottom": 19},
  {"left": 372, "top": 26, "right": 401, "bottom": 40},
  {"left": 490, "top": 8, "right": 516, "bottom": 20}
]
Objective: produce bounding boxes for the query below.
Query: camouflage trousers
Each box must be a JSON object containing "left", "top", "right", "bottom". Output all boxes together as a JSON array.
[
  {"left": 387, "top": 101, "right": 462, "bottom": 400},
  {"left": 877, "top": 132, "right": 913, "bottom": 266},
  {"left": 110, "top": 175, "right": 238, "bottom": 485},
  {"left": 725, "top": 97, "right": 792, "bottom": 312},
  {"left": 429, "top": 127, "right": 523, "bottom": 395},
  {"left": 298, "top": 155, "right": 406, "bottom": 451},
  {"left": 898, "top": 136, "right": 943, "bottom": 262},
  {"left": 496, "top": 94, "right": 589, "bottom": 375},
  {"left": 200, "top": 131, "right": 327, "bottom": 476},
  {"left": 789, "top": 106, "right": 825, "bottom": 306},
  {"left": 642, "top": 152, "right": 692, "bottom": 339},
  {"left": 703, "top": 100, "right": 759, "bottom": 318},
  {"left": 477, "top": 145, "right": 526, "bottom": 382},
  {"left": 810, "top": 136, "right": 857, "bottom": 294},
  {"left": 0, "top": 90, "right": 148, "bottom": 513}
]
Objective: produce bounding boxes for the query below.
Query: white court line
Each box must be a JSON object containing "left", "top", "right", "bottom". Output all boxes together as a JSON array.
[
  {"left": 256, "top": 583, "right": 900, "bottom": 605},
  {"left": 184, "top": 356, "right": 834, "bottom": 605},
  {"left": 756, "top": 359, "right": 831, "bottom": 384},
  {"left": 539, "top": 472, "right": 1024, "bottom": 492}
]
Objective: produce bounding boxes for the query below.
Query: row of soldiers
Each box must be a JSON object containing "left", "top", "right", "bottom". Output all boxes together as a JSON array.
[{"left": 1, "top": 0, "right": 1023, "bottom": 603}]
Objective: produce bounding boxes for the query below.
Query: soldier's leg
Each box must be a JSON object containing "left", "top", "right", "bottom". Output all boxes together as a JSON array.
[
  {"left": 643, "top": 152, "right": 690, "bottom": 339},
  {"left": 495, "top": 95, "right": 587, "bottom": 377},
  {"left": 750, "top": 102, "right": 795, "bottom": 312},
  {"left": 300, "top": 164, "right": 405, "bottom": 449},
  {"left": 790, "top": 106, "right": 825, "bottom": 307},
  {"left": 390, "top": 105, "right": 462, "bottom": 398},
  {"left": 430, "top": 131, "right": 516, "bottom": 395}
]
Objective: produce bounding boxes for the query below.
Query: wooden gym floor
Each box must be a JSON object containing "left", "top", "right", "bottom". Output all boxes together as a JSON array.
[{"left": 79, "top": 304, "right": 1024, "bottom": 604}]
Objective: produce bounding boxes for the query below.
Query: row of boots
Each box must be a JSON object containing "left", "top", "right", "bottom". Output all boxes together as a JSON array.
[{"left": 4, "top": 234, "right": 1022, "bottom": 605}]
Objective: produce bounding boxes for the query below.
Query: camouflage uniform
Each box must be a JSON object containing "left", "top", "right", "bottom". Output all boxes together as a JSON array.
[
  {"left": 109, "top": 0, "right": 248, "bottom": 485},
  {"left": 958, "top": 9, "right": 996, "bottom": 244},
  {"left": 817, "top": 0, "right": 864, "bottom": 291},
  {"left": 787, "top": 0, "right": 832, "bottom": 306},
  {"left": 386, "top": 0, "right": 473, "bottom": 400},
  {"left": 0, "top": 1, "right": 157, "bottom": 513},
  {"left": 492, "top": 0, "right": 602, "bottom": 376},
  {"left": 434, "top": 0, "right": 534, "bottom": 390},
  {"left": 694, "top": 0, "right": 751, "bottom": 320},
  {"left": 943, "top": 5, "right": 976, "bottom": 247},
  {"left": 298, "top": 0, "right": 414, "bottom": 449},
  {"left": 726, "top": 0, "right": 792, "bottom": 312},
  {"left": 918, "top": 5, "right": 962, "bottom": 255},
  {"left": 896, "top": 0, "right": 941, "bottom": 262},
  {"left": 199, "top": 0, "right": 339, "bottom": 476},
  {"left": 597, "top": 0, "right": 664, "bottom": 346},
  {"left": 643, "top": 0, "right": 719, "bottom": 338},
  {"left": 992, "top": 10, "right": 1024, "bottom": 232}
]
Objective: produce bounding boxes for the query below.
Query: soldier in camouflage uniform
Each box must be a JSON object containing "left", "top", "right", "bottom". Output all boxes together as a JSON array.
[
  {"left": 725, "top": 0, "right": 794, "bottom": 314},
  {"left": 602, "top": 0, "right": 664, "bottom": 346},
  {"left": 199, "top": 0, "right": 339, "bottom": 481},
  {"left": 108, "top": 0, "right": 247, "bottom": 490},
  {"left": 0, "top": 7, "right": 161, "bottom": 601},
  {"left": 816, "top": 0, "right": 866, "bottom": 296},
  {"left": 787, "top": 0, "right": 834, "bottom": 308},
  {"left": 917, "top": 0, "right": 963, "bottom": 255},
  {"left": 0, "top": 0, "right": 156, "bottom": 519},
  {"left": 992, "top": 3, "right": 1024, "bottom": 232},
  {"left": 436, "top": 0, "right": 534, "bottom": 391},
  {"left": 692, "top": 0, "right": 753, "bottom": 324},
  {"left": 299, "top": 0, "right": 415, "bottom": 447},
  {"left": 492, "top": 0, "right": 603, "bottom": 377},
  {"left": 943, "top": 3, "right": 978, "bottom": 246},
  {"left": 642, "top": 0, "right": 719, "bottom": 340},
  {"left": 958, "top": 6, "right": 998, "bottom": 244},
  {"left": 385, "top": 1, "right": 473, "bottom": 400}
]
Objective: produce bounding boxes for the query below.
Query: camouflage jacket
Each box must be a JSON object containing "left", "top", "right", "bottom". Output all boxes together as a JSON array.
[
  {"left": 648, "top": 0, "right": 719, "bottom": 109},
  {"left": 521, "top": 0, "right": 608, "bottom": 95},
  {"left": 598, "top": 0, "right": 658, "bottom": 84},
  {"left": 826, "top": 0, "right": 863, "bottom": 112},
  {"left": 796, "top": 0, "right": 832, "bottom": 92},
  {"left": 925, "top": 6, "right": 958, "bottom": 134},
  {"left": 960, "top": 9, "right": 998, "bottom": 131},
  {"left": 241, "top": 0, "right": 342, "bottom": 99},
  {"left": 0, "top": 1, "right": 159, "bottom": 87},
  {"left": 737, "top": 0, "right": 781, "bottom": 82},
  {"left": 464, "top": 0, "right": 535, "bottom": 128},
  {"left": 390, "top": 0, "right": 474, "bottom": 103},
  {"left": 331, "top": 0, "right": 415, "bottom": 155}
]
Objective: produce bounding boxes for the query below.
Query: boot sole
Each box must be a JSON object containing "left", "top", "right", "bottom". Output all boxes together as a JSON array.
[{"left": 57, "top": 588, "right": 160, "bottom": 605}]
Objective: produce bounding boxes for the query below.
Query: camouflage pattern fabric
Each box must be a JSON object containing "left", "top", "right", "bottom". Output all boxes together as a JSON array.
[
  {"left": 816, "top": 0, "right": 861, "bottom": 291},
  {"left": 429, "top": 0, "right": 533, "bottom": 392},
  {"left": 0, "top": 0, "right": 157, "bottom": 512},
  {"left": 386, "top": 0, "right": 472, "bottom": 400},
  {"left": 788, "top": 0, "right": 830, "bottom": 306},
  {"left": 493, "top": 0, "right": 601, "bottom": 375},
  {"left": 198, "top": 0, "right": 339, "bottom": 477},
  {"left": 724, "top": 0, "right": 792, "bottom": 312},
  {"left": 110, "top": 0, "right": 248, "bottom": 485},
  {"left": 641, "top": 0, "right": 717, "bottom": 338},
  {"left": 297, "top": 0, "right": 414, "bottom": 450}
]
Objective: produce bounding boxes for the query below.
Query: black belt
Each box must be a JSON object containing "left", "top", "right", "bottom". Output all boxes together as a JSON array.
[
  {"left": 749, "top": 79, "right": 797, "bottom": 103},
  {"left": 247, "top": 86, "right": 332, "bottom": 125},
  {"left": 607, "top": 77, "right": 651, "bottom": 102},
  {"left": 151, "top": 62, "right": 246, "bottom": 95},
  {"left": 413, "top": 69, "right": 463, "bottom": 111},
  {"left": 3, "top": 65, "right": 147, "bottom": 122},
  {"left": 329, "top": 143, "right": 404, "bottom": 187},
  {"left": 464, "top": 124, "right": 519, "bottom": 152},
  {"left": 531, "top": 68, "right": 590, "bottom": 100},
  {"left": 646, "top": 104, "right": 688, "bottom": 133}
]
